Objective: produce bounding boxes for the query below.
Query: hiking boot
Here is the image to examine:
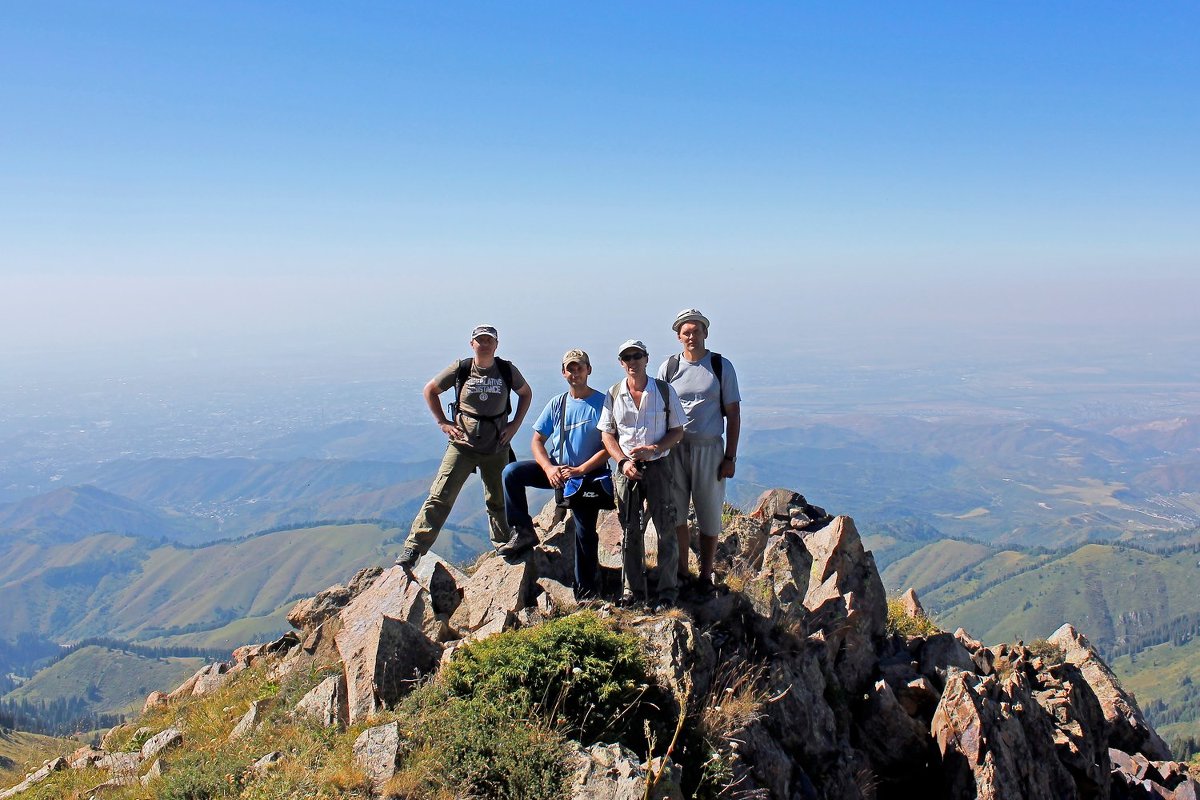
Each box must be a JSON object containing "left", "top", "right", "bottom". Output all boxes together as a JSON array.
[
  {"left": 496, "top": 526, "right": 537, "bottom": 558},
  {"left": 395, "top": 545, "right": 420, "bottom": 569}
]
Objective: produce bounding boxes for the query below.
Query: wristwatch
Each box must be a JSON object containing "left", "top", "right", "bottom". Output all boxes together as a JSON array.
[{"left": 724, "top": 454, "right": 737, "bottom": 462}]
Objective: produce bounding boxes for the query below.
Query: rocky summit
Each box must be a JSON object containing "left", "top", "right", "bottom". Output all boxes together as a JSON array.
[{"left": 3, "top": 488, "right": 1195, "bottom": 800}]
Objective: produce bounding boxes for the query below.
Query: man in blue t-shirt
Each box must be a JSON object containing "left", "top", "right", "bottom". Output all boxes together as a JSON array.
[{"left": 501, "top": 348, "right": 610, "bottom": 596}]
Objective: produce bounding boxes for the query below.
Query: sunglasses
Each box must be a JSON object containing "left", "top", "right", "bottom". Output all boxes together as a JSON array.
[{"left": 619, "top": 352, "right": 646, "bottom": 362}]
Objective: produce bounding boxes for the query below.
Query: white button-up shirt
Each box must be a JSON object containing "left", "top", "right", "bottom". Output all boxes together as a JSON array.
[{"left": 598, "top": 378, "right": 686, "bottom": 461}]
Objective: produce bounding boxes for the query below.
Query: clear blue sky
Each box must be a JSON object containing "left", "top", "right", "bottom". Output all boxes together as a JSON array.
[{"left": 2, "top": 2, "right": 1197, "bottom": 371}]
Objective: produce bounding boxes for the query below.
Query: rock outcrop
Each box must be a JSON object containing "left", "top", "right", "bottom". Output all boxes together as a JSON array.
[{"left": 6, "top": 488, "right": 1192, "bottom": 800}]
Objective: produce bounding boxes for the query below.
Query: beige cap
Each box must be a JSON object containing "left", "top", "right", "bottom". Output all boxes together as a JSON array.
[{"left": 562, "top": 348, "right": 590, "bottom": 368}]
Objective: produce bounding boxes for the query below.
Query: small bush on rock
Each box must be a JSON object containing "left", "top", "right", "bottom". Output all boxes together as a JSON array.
[
  {"left": 885, "top": 597, "right": 940, "bottom": 638},
  {"left": 438, "top": 611, "right": 656, "bottom": 745}
]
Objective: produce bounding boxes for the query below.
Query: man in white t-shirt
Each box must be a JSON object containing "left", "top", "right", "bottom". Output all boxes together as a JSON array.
[
  {"left": 657, "top": 309, "right": 741, "bottom": 594},
  {"left": 599, "top": 339, "right": 687, "bottom": 609}
]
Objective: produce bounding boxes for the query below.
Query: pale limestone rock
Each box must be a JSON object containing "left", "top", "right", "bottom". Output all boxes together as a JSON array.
[
  {"left": 353, "top": 722, "right": 400, "bottom": 792},
  {"left": 292, "top": 674, "right": 348, "bottom": 728},
  {"left": 252, "top": 751, "right": 284, "bottom": 774},
  {"left": 0, "top": 757, "right": 66, "bottom": 800},
  {"left": 567, "top": 743, "right": 682, "bottom": 800},
  {"left": 900, "top": 587, "right": 925, "bottom": 618},
  {"left": 449, "top": 555, "right": 534, "bottom": 634},
  {"left": 140, "top": 727, "right": 183, "bottom": 760},
  {"left": 67, "top": 746, "right": 105, "bottom": 770},
  {"left": 140, "top": 758, "right": 166, "bottom": 785},
  {"left": 141, "top": 690, "right": 168, "bottom": 714},
  {"left": 335, "top": 565, "right": 437, "bottom": 722},
  {"left": 229, "top": 700, "right": 263, "bottom": 740}
]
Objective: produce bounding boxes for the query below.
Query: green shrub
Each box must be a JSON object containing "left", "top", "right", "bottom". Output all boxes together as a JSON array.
[
  {"left": 438, "top": 611, "right": 655, "bottom": 745},
  {"left": 399, "top": 696, "right": 569, "bottom": 800},
  {"left": 885, "top": 597, "right": 941, "bottom": 638}
]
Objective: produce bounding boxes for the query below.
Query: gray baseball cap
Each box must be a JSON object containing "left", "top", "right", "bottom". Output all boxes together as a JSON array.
[{"left": 617, "top": 339, "right": 648, "bottom": 357}]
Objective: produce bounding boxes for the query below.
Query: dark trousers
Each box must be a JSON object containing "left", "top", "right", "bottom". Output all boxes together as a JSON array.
[{"left": 502, "top": 459, "right": 601, "bottom": 597}]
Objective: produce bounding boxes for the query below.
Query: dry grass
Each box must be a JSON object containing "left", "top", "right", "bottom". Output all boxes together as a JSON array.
[
  {"left": 695, "top": 659, "right": 770, "bottom": 742},
  {"left": 885, "top": 597, "right": 941, "bottom": 638}
]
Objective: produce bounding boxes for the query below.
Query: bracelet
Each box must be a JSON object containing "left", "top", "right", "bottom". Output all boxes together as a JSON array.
[
  {"left": 618, "top": 458, "right": 630, "bottom": 471},
  {"left": 724, "top": 455, "right": 737, "bottom": 463}
]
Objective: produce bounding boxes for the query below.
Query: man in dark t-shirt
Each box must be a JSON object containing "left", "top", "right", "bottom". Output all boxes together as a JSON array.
[{"left": 396, "top": 324, "right": 532, "bottom": 569}]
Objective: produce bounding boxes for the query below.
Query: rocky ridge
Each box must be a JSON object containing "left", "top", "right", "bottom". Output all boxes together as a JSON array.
[{"left": 2, "top": 488, "right": 1194, "bottom": 800}]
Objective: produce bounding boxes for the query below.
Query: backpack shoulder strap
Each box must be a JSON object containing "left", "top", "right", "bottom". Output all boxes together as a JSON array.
[
  {"left": 494, "top": 357, "right": 514, "bottom": 415},
  {"left": 453, "top": 358, "right": 473, "bottom": 415},
  {"left": 654, "top": 378, "right": 672, "bottom": 428},
  {"left": 556, "top": 391, "right": 569, "bottom": 464},
  {"left": 665, "top": 354, "right": 681, "bottom": 381},
  {"left": 709, "top": 352, "right": 725, "bottom": 418}
]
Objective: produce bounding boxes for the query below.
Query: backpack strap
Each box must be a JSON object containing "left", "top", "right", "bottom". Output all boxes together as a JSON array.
[
  {"left": 667, "top": 351, "right": 726, "bottom": 419},
  {"left": 654, "top": 378, "right": 672, "bottom": 429},
  {"left": 556, "top": 391, "right": 569, "bottom": 465},
  {"left": 709, "top": 352, "right": 725, "bottom": 418},
  {"left": 451, "top": 357, "right": 473, "bottom": 420},
  {"left": 453, "top": 357, "right": 514, "bottom": 420}
]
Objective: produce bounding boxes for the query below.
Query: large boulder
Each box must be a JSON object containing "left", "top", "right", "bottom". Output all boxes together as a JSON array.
[
  {"left": 335, "top": 565, "right": 439, "bottom": 722},
  {"left": 292, "top": 674, "right": 348, "bottom": 728},
  {"left": 353, "top": 722, "right": 401, "bottom": 793},
  {"left": 1048, "top": 623, "right": 1172, "bottom": 760},
  {"left": 450, "top": 553, "right": 536, "bottom": 636}
]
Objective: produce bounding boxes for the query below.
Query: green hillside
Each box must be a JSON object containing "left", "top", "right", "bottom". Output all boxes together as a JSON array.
[
  {"left": 2, "top": 645, "right": 204, "bottom": 716},
  {"left": 881, "top": 538, "right": 1200, "bottom": 756},
  {"left": 0, "top": 523, "right": 417, "bottom": 646}
]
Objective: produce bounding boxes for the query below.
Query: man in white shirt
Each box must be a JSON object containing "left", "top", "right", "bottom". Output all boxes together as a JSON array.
[{"left": 598, "top": 339, "right": 687, "bottom": 609}]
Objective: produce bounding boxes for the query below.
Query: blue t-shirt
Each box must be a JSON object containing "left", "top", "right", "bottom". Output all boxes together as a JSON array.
[{"left": 534, "top": 390, "right": 606, "bottom": 468}]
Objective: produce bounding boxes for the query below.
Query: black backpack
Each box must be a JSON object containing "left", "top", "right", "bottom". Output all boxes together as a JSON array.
[
  {"left": 663, "top": 351, "right": 725, "bottom": 417},
  {"left": 450, "top": 357, "right": 514, "bottom": 422}
]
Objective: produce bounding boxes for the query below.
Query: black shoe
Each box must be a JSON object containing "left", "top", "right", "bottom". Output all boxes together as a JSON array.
[
  {"left": 617, "top": 592, "right": 640, "bottom": 608},
  {"left": 497, "top": 526, "right": 537, "bottom": 557},
  {"left": 395, "top": 545, "right": 420, "bottom": 569}
]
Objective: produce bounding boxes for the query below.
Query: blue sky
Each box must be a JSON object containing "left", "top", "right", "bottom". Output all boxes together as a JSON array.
[{"left": 2, "top": 2, "right": 1197, "bottom": 371}]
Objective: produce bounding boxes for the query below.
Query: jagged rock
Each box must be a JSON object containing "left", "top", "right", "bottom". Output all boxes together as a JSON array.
[
  {"left": 900, "top": 587, "right": 925, "bottom": 618},
  {"left": 567, "top": 742, "right": 682, "bottom": 800},
  {"left": 933, "top": 670, "right": 1078, "bottom": 800},
  {"left": 413, "top": 555, "right": 466, "bottom": 617},
  {"left": 1032, "top": 661, "right": 1111, "bottom": 798},
  {"left": 742, "top": 570, "right": 781, "bottom": 622},
  {"left": 335, "top": 565, "right": 438, "bottom": 722},
  {"left": 67, "top": 746, "right": 106, "bottom": 769},
  {"left": 140, "top": 758, "right": 166, "bottom": 785},
  {"left": 532, "top": 500, "right": 577, "bottom": 586},
  {"left": 288, "top": 567, "right": 384, "bottom": 631},
  {"left": 632, "top": 615, "right": 717, "bottom": 711},
  {"left": 140, "top": 727, "right": 183, "bottom": 760},
  {"left": 353, "top": 722, "right": 401, "bottom": 792},
  {"left": 853, "top": 679, "right": 932, "bottom": 782},
  {"left": 759, "top": 529, "right": 812, "bottom": 605},
  {"left": 231, "top": 631, "right": 299, "bottom": 671},
  {"left": 763, "top": 643, "right": 840, "bottom": 762},
  {"left": 918, "top": 632, "right": 978, "bottom": 689},
  {"left": 450, "top": 554, "right": 535, "bottom": 634},
  {"left": 229, "top": 700, "right": 263, "bottom": 740},
  {"left": 0, "top": 757, "right": 66, "bottom": 799},
  {"left": 536, "top": 577, "right": 579, "bottom": 613},
  {"left": 726, "top": 720, "right": 799, "bottom": 799},
  {"left": 800, "top": 516, "right": 887, "bottom": 695},
  {"left": 170, "top": 662, "right": 233, "bottom": 699},
  {"left": 141, "top": 690, "right": 168, "bottom": 714},
  {"left": 292, "top": 674, "right": 348, "bottom": 728},
  {"left": 252, "top": 751, "right": 284, "bottom": 774},
  {"left": 1049, "top": 623, "right": 1172, "bottom": 760}
]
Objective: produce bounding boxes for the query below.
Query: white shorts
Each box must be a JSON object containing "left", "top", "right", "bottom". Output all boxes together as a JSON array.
[{"left": 669, "top": 436, "right": 726, "bottom": 537}]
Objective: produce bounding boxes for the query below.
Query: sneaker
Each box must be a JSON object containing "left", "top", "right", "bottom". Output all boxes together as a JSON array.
[
  {"left": 395, "top": 545, "right": 420, "bottom": 569},
  {"left": 496, "top": 526, "right": 537, "bottom": 558}
]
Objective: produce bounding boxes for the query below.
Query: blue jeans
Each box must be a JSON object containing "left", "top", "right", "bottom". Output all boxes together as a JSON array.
[{"left": 502, "top": 459, "right": 601, "bottom": 597}]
